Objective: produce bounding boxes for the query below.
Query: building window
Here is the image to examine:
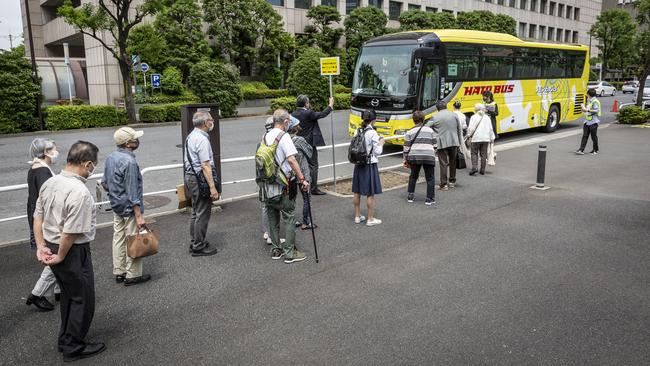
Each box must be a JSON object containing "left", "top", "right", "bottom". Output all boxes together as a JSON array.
[
  {"left": 566, "top": 5, "right": 572, "bottom": 19},
  {"left": 557, "top": 4, "right": 564, "bottom": 17},
  {"left": 295, "top": 0, "right": 311, "bottom": 9},
  {"left": 267, "top": 0, "right": 284, "bottom": 5},
  {"left": 509, "top": 0, "right": 516, "bottom": 6},
  {"left": 346, "top": 0, "right": 359, "bottom": 13},
  {"left": 539, "top": 25, "right": 546, "bottom": 39},
  {"left": 549, "top": 1, "right": 556, "bottom": 15},
  {"left": 529, "top": 24, "right": 537, "bottom": 39},
  {"left": 540, "top": 0, "right": 547, "bottom": 13},
  {"left": 389, "top": 1, "right": 402, "bottom": 20},
  {"left": 321, "top": 0, "right": 337, "bottom": 8},
  {"left": 574, "top": 7, "right": 580, "bottom": 20},
  {"left": 408, "top": 3, "right": 420, "bottom": 10},
  {"left": 564, "top": 29, "right": 570, "bottom": 43},
  {"left": 572, "top": 31, "right": 579, "bottom": 43},
  {"left": 530, "top": 0, "right": 537, "bottom": 12},
  {"left": 368, "top": 0, "right": 383, "bottom": 8},
  {"left": 498, "top": 0, "right": 505, "bottom": 5},
  {"left": 426, "top": 6, "right": 437, "bottom": 12},
  {"left": 520, "top": 0, "right": 527, "bottom": 10},
  {"left": 442, "top": 9, "right": 453, "bottom": 13},
  {"left": 519, "top": 22, "right": 527, "bottom": 37},
  {"left": 547, "top": 27, "right": 554, "bottom": 41},
  {"left": 556, "top": 28, "right": 563, "bottom": 42}
]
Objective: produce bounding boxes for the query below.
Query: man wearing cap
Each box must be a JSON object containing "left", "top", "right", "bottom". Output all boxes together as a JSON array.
[{"left": 102, "top": 127, "right": 151, "bottom": 286}]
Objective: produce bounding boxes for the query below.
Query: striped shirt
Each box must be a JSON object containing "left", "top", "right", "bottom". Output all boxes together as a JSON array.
[{"left": 403, "top": 125, "right": 437, "bottom": 165}]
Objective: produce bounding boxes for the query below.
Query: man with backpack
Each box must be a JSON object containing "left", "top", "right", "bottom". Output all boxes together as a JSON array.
[{"left": 256, "top": 109, "right": 311, "bottom": 263}]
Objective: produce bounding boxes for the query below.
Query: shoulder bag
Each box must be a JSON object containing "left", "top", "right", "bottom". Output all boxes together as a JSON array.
[
  {"left": 464, "top": 115, "right": 486, "bottom": 149},
  {"left": 403, "top": 125, "right": 425, "bottom": 169},
  {"left": 185, "top": 137, "right": 222, "bottom": 198}
]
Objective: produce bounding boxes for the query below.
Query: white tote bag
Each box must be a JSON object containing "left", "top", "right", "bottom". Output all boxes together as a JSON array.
[{"left": 487, "top": 142, "right": 497, "bottom": 166}]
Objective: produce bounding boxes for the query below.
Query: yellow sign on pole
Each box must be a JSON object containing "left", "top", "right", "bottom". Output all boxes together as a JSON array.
[{"left": 320, "top": 57, "right": 340, "bottom": 76}]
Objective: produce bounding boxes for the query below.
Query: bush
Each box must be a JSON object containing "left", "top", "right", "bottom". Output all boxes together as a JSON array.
[
  {"left": 54, "top": 98, "right": 85, "bottom": 106},
  {"left": 334, "top": 93, "right": 351, "bottom": 109},
  {"left": 134, "top": 90, "right": 197, "bottom": 104},
  {"left": 139, "top": 102, "right": 187, "bottom": 123},
  {"left": 269, "top": 96, "right": 296, "bottom": 113},
  {"left": 264, "top": 67, "right": 283, "bottom": 89},
  {"left": 287, "top": 48, "right": 329, "bottom": 110},
  {"left": 46, "top": 105, "right": 127, "bottom": 131},
  {"left": 0, "top": 45, "right": 41, "bottom": 133},
  {"left": 240, "top": 81, "right": 288, "bottom": 99},
  {"left": 617, "top": 106, "right": 650, "bottom": 124},
  {"left": 334, "top": 84, "right": 352, "bottom": 93},
  {"left": 189, "top": 61, "right": 242, "bottom": 118},
  {"left": 161, "top": 67, "right": 185, "bottom": 95},
  {"left": 610, "top": 81, "right": 624, "bottom": 90}
]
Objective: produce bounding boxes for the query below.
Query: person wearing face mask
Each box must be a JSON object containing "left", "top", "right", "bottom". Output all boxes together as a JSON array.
[
  {"left": 184, "top": 111, "right": 221, "bottom": 257},
  {"left": 33, "top": 141, "right": 105, "bottom": 362},
  {"left": 25, "top": 138, "right": 61, "bottom": 311},
  {"left": 102, "top": 127, "right": 151, "bottom": 286}
]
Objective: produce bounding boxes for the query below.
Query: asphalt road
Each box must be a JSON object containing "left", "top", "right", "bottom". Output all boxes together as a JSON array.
[
  {"left": 0, "top": 96, "right": 628, "bottom": 244},
  {"left": 0, "top": 121, "right": 648, "bottom": 365}
]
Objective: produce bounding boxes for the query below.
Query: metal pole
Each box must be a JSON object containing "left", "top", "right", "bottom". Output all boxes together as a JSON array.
[
  {"left": 143, "top": 71, "right": 147, "bottom": 96},
  {"left": 23, "top": 0, "right": 44, "bottom": 130},
  {"left": 63, "top": 43, "right": 73, "bottom": 103},
  {"left": 536, "top": 145, "right": 547, "bottom": 188},
  {"left": 329, "top": 75, "right": 336, "bottom": 192}
]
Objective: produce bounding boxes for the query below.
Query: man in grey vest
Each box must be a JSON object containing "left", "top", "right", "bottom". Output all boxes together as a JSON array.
[{"left": 426, "top": 101, "right": 463, "bottom": 190}]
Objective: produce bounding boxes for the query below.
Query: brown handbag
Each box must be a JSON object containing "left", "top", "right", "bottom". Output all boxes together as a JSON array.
[{"left": 127, "top": 225, "right": 159, "bottom": 259}]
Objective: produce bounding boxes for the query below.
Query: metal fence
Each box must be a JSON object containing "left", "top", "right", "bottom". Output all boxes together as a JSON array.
[{"left": 0, "top": 134, "right": 405, "bottom": 226}]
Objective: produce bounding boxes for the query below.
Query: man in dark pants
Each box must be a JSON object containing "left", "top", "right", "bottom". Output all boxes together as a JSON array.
[
  {"left": 292, "top": 95, "right": 334, "bottom": 195},
  {"left": 33, "top": 141, "right": 105, "bottom": 362},
  {"left": 426, "top": 101, "right": 463, "bottom": 190},
  {"left": 184, "top": 111, "right": 221, "bottom": 256}
]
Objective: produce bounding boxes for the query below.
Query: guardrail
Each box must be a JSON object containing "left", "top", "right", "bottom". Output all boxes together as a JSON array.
[{"left": 0, "top": 134, "right": 405, "bottom": 226}]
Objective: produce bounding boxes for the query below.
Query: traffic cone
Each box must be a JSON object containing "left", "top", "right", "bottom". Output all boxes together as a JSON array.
[{"left": 611, "top": 100, "right": 619, "bottom": 112}]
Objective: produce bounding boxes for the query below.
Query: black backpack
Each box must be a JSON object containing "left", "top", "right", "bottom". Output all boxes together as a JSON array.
[{"left": 348, "top": 128, "right": 372, "bottom": 165}]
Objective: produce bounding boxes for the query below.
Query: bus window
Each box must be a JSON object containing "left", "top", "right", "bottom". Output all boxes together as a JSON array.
[
  {"left": 421, "top": 63, "right": 440, "bottom": 109},
  {"left": 482, "top": 46, "right": 514, "bottom": 80},
  {"left": 446, "top": 43, "right": 480, "bottom": 80},
  {"left": 567, "top": 51, "right": 586, "bottom": 78},
  {"left": 543, "top": 49, "right": 566, "bottom": 79},
  {"left": 514, "top": 48, "right": 542, "bottom": 79}
]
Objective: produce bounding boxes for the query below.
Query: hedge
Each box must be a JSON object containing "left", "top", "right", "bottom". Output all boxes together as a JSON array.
[
  {"left": 334, "top": 84, "right": 352, "bottom": 94},
  {"left": 46, "top": 105, "right": 127, "bottom": 131},
  {"left": 616, "top": 106, "right": 650, "bottom": 124},
  {"left": 240, "top": 81, "right": 288, "bottom": 100},
  {"left": 134, "top": 91, "right": 197, "bottom": 104},
  {"left": 269, "top": 93, "right": 351, "bottom": 114},
  {"left": 139, "top": 102, "right": 186, "bottom": 123}
]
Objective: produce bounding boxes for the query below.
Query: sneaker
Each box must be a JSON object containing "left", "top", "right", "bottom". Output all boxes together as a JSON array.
[
  {"left": 425, "top": 198, "right": 435, "bottom": 206},
  {"left": 469, "top": 169, "right": 478, "bottom": 176},
  {"left": 575, "top": 150, "right": 585, "bottom": 155},
  {"left": 271, "top": 248, "right": 284, "bottom": 260},
  {"left": 284, "top": 250, "right": 307, "bottom": 264},
  {"left": 366, "top": 218, "right": 382, "bottom": 226},
  {"left": 449, "top": 182, "right": 456, "bottom": 188},
  {"left": 590, "top": 151, "right": 598, "bottom": 155},
  {"left": 438, "top": 185, "right": 449, "bottom": 191},
  {"left": 407, "top": 193, "right": 414, "bottom": 203},
  {"left": 354, "top": 215, "right": 366, "bottom": 224},
  {"left": 263, "top": 232, "right": 272, "bottom": 245},
  {"left": 124, "top": 274, "right": 152, "bottom": 287}
]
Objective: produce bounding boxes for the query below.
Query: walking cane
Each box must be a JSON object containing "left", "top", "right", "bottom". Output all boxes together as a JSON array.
[{"left": 305, "top": 191, "right": 319, "bottom": 263}]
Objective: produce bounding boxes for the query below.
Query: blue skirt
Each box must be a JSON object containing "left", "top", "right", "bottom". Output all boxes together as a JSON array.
[{"left": 352, "top": 163, "right": 382, "bottom": 196}]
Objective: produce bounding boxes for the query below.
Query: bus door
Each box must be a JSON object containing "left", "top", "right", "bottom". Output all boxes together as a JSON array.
[{"left": 419, "top": 62, "right": 441, "bottom": 111}]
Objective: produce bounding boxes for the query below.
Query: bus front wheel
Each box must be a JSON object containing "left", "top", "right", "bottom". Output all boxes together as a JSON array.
[{"left": 544, "top": 105, "right": 560, "bottom": 133}]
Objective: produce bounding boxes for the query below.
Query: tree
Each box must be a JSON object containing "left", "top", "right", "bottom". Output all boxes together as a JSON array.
[
  {"left": 286, "top": 48, "right": 329, "bottom": 110},
  {"left": 161, "top": 67, "right": 184, "bottom": 95},
  {"left": 126, "top": 24, "right": 167, "bottom": 71},
  {"left": 154, "top": 0, "right": 210, "bottom": 82},
  {"left": 456, "top": 11, "right": 516, "bottom": 36},
  {"left": 399, "top": 10, "right": 457, "bottom": 31},
  {"left": 188, "top": 61, "right": 242, "bottom": 118},
  {"left": 635, "top": 0, "right": 650, "bottom": 106},
  {"left": 589, "top": 9, "right": 637, "bottom": 73},
  {"left": 203, "top": 0, "right": 249, "bottom": 62},
  {"left": 58, "top": 0, "right": 163, "bottom": 123},
  {"left": 247, "top": 0, "right": 294, "bottom": 78},
  {"left": 306, "top": 5, "right": 343, "bottom": 54},
  {"left": 344, "top": 6, "right": 387, "bottom": 50},
  {"left": 0, "top": 45, "right": 41, "bottom": 133}
]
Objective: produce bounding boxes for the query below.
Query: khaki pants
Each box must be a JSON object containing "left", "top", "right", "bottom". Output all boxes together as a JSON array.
[{"left": 112, "top": 213, "right": 143, "bottom": 279}]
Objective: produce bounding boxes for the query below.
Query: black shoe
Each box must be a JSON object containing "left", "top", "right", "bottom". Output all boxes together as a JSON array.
[
  {"left": 63, "top": 342, "right": 106, "bottom": 362},
  {"left": 124, "top": 274, "right": 152, "bottom": 287},
  {"left": 55, "top": 293, "right": 61, "bottom": 302},
  {"left": 26, "top": 294, "right": 54, "bottom": 311},
  {"left": 469, "top": 169, "right": 478, "bottom": 176},
  {"left": 479, "top": 170, "right": 485, "bottom": 175},
  {"left": 311, "top": 189, "right": 326, "bottom": 195},
  {"left": 115, "top": 274, "right": 126, "bottom": 283},
  {"left": 191, "top": 242, "right": 218, "bottom": 257}
]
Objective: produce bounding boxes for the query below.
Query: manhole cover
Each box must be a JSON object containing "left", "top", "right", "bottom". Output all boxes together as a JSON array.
[{"left": 144, "top": 195, "right": 172, "bottom": 210}]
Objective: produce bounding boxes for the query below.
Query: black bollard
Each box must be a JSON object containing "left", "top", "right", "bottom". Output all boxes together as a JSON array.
[{"left": 531, "top": 144, "right": 551, "bottom": 190}]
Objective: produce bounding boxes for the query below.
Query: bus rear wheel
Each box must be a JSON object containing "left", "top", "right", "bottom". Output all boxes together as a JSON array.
[{"left": 544, "top": 105, "right": 560, "bottom": 133}]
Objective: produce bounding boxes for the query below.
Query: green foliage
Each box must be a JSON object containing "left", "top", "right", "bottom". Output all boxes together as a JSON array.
[
  {"left": 126, "top": 24, "right": 167, "bottom": 71},
  {"left": 617, "top": 106, "right": 650, "bottom": 124},
  {"left": 269, "top": 96, "right": 296, "bottom": 114},
  {"left": 240, "top": 81, "right": 288, "bottom": 99},
  {"left": 134, "top": 90, "right": 197, "bottom": 104},
  {"left": 334, "top": 93, "right": 351, "bottom": 109},
  {"left": 161, "top": 67, "right": 185, "bottom": 95},
  {"left": 334, "top": 84, "right": 352, "bottom": 93},
  {"left": 45, "top": 105, "right": 127, "bottom": 131},
  {"left": 286, "top": 48, "right": 329, "bottom": 110},
  {"left": 264, "top": 66, "right": 283, "bottom": 89},
  {"left": 188, "top": 61, "right": 243, "bottom": 117},
  {"left": 155, "top": 0, "right": 210, "bottom": 81},
  {"left": 305, "top": 5, "right": 344, "bottom": 53},
  {"left": 0, "top": 45, "right": 41, "bottom": 134},
  {"left": 139, "top": 102, "right": 187, "bottom": 123},
  {"left": 399, "top": 10, "right": 457, "bottom": 31},
  {"left": 344, "top": 6, "right": 387, "bottom": 50},
  {"left": 331, "top": 48, "right": 352, "bottom": 87},
  {"left": 54, "top": 98, "right": 85, "bottom": 106},
  {"left": 590, "top": 9, "right": 638, "bottom": 71},
  {"left": 456, "top": 11, "right": 516, "bottom": 36}
]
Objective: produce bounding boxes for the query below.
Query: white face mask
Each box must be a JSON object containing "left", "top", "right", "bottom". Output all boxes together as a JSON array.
[
  {"left": 208, "top": 121, "right": 215, "bottom": 132},
  {"left": 86, "top": 162, "right": 96, "bottom": 177},
  {"left": 46, "top": 150, "right": 59, "bottom": 164}
]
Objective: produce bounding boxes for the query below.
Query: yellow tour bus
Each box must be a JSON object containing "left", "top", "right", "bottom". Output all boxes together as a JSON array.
[{"left": 348, "top": 29, "right": 589, "bottom": 143}]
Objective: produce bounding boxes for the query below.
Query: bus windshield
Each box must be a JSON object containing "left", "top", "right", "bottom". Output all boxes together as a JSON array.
[{"left": 352, "top": 44, "right": 417, "bottom": 97}]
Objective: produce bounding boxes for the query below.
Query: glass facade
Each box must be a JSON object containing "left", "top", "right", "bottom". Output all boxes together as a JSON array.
[
  {"left": 389, "top": 1, "right": 402, "bottom": 20},
  {"left": 294, "top": 0, "right": 311, "bottom": 9},
  {"left": 346, "top": 0, "right": 359, "bottom": 14},
  {"left": 321, "top": 0, "right": 337, "bottom": 8}
]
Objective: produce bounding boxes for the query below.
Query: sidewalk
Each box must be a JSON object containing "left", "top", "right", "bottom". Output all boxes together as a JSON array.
[{"left": 0, "top": 123, "right": 648, "bottom": 365}]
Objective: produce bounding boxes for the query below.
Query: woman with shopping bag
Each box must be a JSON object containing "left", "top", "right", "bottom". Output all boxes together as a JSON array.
[{"left": 466, "top": 104, "right": 495, "bottom": 176}]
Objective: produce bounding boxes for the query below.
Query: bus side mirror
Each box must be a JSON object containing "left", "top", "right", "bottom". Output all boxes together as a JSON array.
[{"left": 409, "top": 69, "right": 418, "bottom": 84}]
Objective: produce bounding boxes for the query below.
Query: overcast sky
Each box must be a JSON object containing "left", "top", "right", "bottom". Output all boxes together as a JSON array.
[{"left": 0, "top": 1, "right": 24, "bottom": 50}]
